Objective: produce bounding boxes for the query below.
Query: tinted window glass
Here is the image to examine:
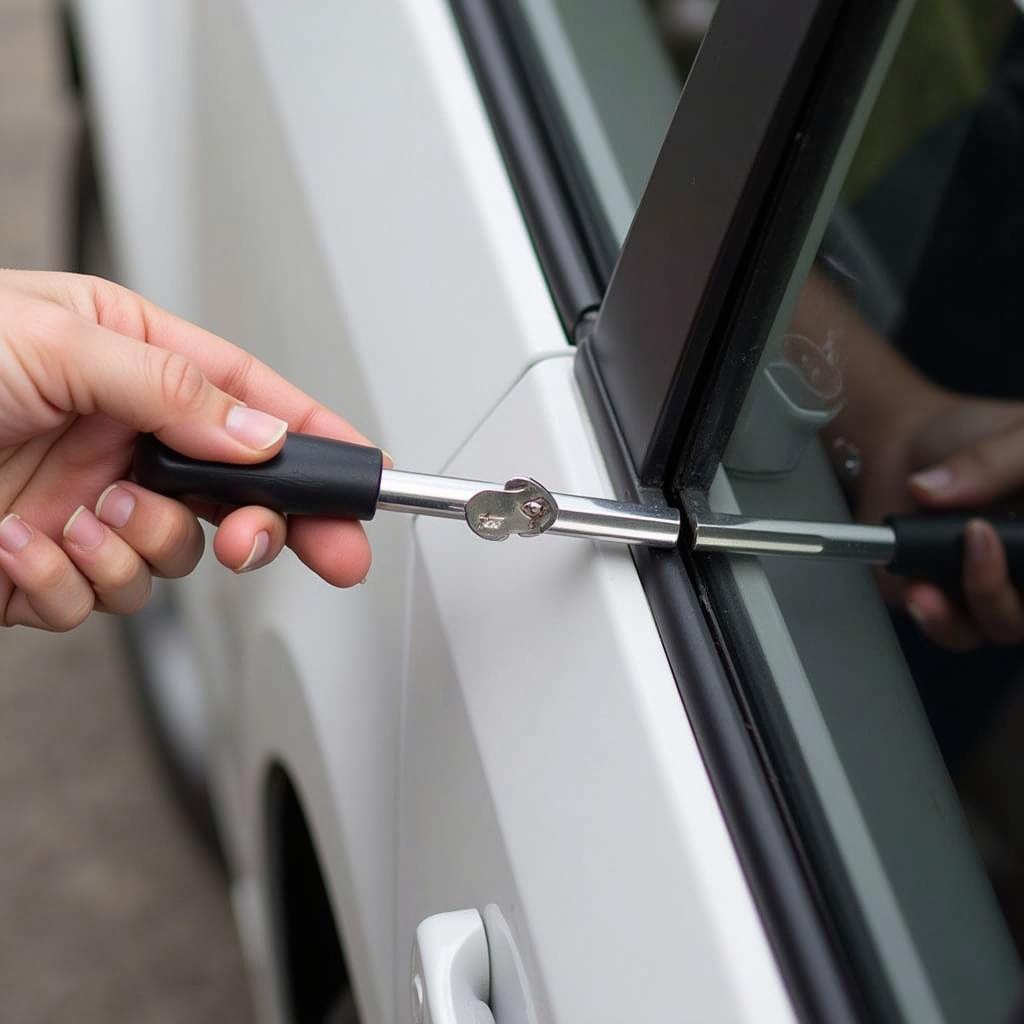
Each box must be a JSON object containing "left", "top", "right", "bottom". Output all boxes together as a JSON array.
[
  {"left": 703, "top": 2, "right": 1024, "bottom": 1020},
  {"left": 514, "top": 0, "right": 714, "bottom": 243}
]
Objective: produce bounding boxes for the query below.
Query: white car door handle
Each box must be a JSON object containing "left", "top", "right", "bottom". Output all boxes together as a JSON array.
[{"left": 411, "top": 909, "right": 496, "bottom": 1024}]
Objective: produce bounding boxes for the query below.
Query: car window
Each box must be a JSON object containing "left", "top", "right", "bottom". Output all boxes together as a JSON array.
[
  {"left": 696, "top": 1, "right": 1024, "bottom": 1020},
  {"left": 514, "top": 0, "right": 714, "bottom": 244}
]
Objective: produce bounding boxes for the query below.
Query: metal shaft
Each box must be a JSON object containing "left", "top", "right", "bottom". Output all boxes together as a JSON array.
[
  {"left": 377, "top": 469, "right": 681, "bottom": 547},
  {"left": 689, "top": 509, "right": 896, "bottom": 563}
]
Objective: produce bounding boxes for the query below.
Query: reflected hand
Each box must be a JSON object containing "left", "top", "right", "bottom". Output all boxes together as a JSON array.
[{"left": 860, "top": 393, "right": 1024, "bottom": 649}]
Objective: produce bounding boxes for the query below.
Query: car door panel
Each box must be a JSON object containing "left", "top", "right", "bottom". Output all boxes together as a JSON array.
[{"left": 398, "top": 354, "right": 794, "bottom": 1022}]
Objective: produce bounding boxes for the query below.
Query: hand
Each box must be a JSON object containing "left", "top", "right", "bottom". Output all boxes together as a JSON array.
[
  {"left": 0, "top": 270, "right": 377, "bottom": 630},
  {"left": 857, "top": 390, "right": 1024, "bottom": 649}
]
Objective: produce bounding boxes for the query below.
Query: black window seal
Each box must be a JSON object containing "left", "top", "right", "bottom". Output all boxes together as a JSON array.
[
  {"left": 578, "top": 0, "right": 904, "bottom": 1020},
  {"left": 448, "top": 0, "right": 613, "bottom": 334},
  {"left": 576, "top": 334, "right": 870, "bottom": 1024},
  {"left": 662, "top": 2, "right": 915, "bottom": 1020},
  {"left": 453, "top": 0, "right": 898, "bottom": 1018}
]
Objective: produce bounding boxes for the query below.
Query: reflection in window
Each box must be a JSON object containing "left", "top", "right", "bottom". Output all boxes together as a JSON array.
[
  {"left": 713, "top": 2, "right": 1024, "bottom": 1021},
  {"left": 513, "top": 0, "right": 715, "bottom": 243}
]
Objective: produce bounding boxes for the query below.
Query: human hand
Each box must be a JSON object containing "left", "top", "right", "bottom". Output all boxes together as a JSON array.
[
  {"left": 857, "top": 391, "right": 1024, "bottom": 649},
  {"left": 0, "top": 270, "right": 377, "bottom": 630}
]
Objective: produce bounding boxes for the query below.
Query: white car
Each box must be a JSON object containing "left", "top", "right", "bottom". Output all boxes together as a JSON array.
[{"left": 67, "top": 1, "right": 1024, "bottom": 1022}]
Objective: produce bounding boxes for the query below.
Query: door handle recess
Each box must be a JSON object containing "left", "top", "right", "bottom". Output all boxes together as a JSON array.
[{"left": 411, "top": 909, "right": 495, "bottom": 1024}]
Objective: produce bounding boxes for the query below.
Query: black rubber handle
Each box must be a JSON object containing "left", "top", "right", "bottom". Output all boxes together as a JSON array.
[
  {"left": 887, "top": 515, "right": 1024, "bottom": 590},
  {"left": 132, "top": 433, "right": 383, "bottom": 520}
]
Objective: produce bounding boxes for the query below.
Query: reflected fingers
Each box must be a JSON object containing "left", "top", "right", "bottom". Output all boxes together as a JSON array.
[{"left": 961, "top": 518, "right": 1024, "bottom": 646}]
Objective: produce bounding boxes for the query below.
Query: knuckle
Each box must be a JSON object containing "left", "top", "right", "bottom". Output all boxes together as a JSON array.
[
  {"left": 131, "top": 574, "right": 154, "bottom": 612},
  {"left": 175, "top": 538, "right": 204, "bottom": 577},
  {"left": 86, "top": 277, "right": 140, "bottom": 330},
  {"left": 957, "top": 442, "right": 999, "bottom": 478},
  {"left": 36, "top": 555, "right": 75, "bottom": 593},
  {"left": 51, "top": 593, "right": 95, "bottom": 632},
  {"left": 104, "top": 552, "right": 143, "bottom": 592},
  {"left": 158, "top": 352, "right": 207, "bottom": 413},
  {"left": 150, "top": 513, "right": 196, "bottom": 567},
  {"left": 220, "top": 351, "right": 257, "bottom": 402},
  {"left": 106, "top": 572, "right": 151, "bottom": 614},
  {"left": 26, "top": 302, "right": 81, "bottom": 351}
]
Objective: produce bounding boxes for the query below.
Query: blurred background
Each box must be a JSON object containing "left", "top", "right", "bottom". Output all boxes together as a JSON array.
[{"left": 0, "top": 0, "right": 252, "bottom": 1019}]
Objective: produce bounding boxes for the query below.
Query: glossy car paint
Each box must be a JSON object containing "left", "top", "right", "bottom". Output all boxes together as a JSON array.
[{"left": 72, "top": 0, "right": 795, "bottom": 1020}]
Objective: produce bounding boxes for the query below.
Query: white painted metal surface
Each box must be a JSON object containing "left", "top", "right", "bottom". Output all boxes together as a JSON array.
[
  {"left": 70, "top": 1, "right": 797, "bottom": 1021},
  {"left": 400, "top": 356, "right": 794, "bottom": 1023}
]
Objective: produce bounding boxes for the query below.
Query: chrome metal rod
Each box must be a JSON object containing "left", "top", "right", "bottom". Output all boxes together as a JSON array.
[
  {"left": 377, "top": 470, "right": 479, "bottom": 520},
  {"left": 691, "top": 510, "right": 895, "bottom": 563},
  {"left": 377, "top": 469, "right": 681, "bottom": 547},
  {"left": 548, "top": 494, "right": 680, "bottom": 547}
]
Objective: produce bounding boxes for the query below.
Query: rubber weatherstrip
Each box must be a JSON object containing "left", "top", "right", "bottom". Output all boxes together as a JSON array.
[
  {"left": 574, "top": 336, "right": 868, "bottom": 1024},
  {"left": 448, "top": 0, "right": 607, "bottom": 334}
]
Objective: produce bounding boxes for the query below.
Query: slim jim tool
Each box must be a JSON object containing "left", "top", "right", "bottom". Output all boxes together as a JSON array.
[{"left": 133, "top": 434, "right": 1024, "bottom": 590}]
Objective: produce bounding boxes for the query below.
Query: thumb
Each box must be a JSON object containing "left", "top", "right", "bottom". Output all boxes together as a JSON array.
[
  {"left": 59, "top": 318, "right": 288, "bottom": 462},
  {"left": 908, "top": 424, "right": 1024, "bottom": 508}
]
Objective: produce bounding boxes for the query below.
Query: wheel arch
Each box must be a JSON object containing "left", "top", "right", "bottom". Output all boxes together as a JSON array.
[{"left": 264, "top": 761, "right": 360, "bottom": 1024}]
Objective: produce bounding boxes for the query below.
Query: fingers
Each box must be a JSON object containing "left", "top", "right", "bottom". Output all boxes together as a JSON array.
[
  {"left": 910, "top": 420, "right": 1024, "bottom": 508},
  {"left": 95, "top": 482, "right": 205, "bottom": 578},
  {"left": 961, "top": 519, "right": 1024, "bottom": 644},
  {"left": 133, "top": 299, "right": 374, "bottom": 449},
  {"left": 207, "top": 506, "right": 370, "bottom": 586},
  {"left": 5, "top": 274, "right": 381, "bottom": 595},
  {"left": 62, "top": 506, "right": 152, "bottom": 615},
  {"left": 41, "top": 315, "right": 289, "bottom": 463},
  {"left": 903, "top": 519, "right": 1024, "bottom": 648},
  {"left": 0, "top": 483, "right": 210, "bottom": 629},
  {"left": 6, "top": 273, "right": 372, "bottom": 452},
  {"left": 904, "top": 583, "right": 984, "bottom": 651},
  {"left": 287, "top": 516, "right": 372, "bottom": 588},
  {"left": 0, "top": 514, "right": 95, "bottom": 630},
  {"left": 211, "top": 506, "right": 288, "bottom": 574}
]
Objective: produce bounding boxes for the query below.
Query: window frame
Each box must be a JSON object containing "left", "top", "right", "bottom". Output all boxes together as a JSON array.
[
  {"left": 579, "top": 4, "right": 903, "bottom": 1020},
  {"left": 449, "top": 0, "right": 613, "bottom": 333},
  {"left": 453, "top": 0, "right": 905, "bottom": 1020}
]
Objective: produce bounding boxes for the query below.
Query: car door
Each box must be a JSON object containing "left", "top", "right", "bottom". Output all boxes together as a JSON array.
[
  {"left": 401, "top": 0, "right": 1024, "bottom": 1021},
  {"left": 395, "top": 1, "right": 856, "bottom": 1021}
]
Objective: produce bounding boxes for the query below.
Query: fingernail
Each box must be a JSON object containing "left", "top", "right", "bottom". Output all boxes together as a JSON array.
[
  {"left": 0, "top": 513, "right": 32, "bottom": 554},
  {"left": 95, "top": 484, "right": 136, "bottom": 528},
  {"left": 63, "top": 506, "right": 105, "bottom": 551},
  {"left": 965, "top": 519, "right": 991, "bottom": 565},
  {"left": 359, "top": 573, "right": 369, "bottom": 585},
  {"left": 907, "top": 601, "right": 929, "bottom": 629},
  {"left": 237, "top": 530, "right": 271, "bottom": 573},
  {"left": 381, "top": 450, "right": 395, "bottom": 468},
  {"left": 226, "top": 406, "right": 288, "bottom": 451},
  {"left": 909, "top": 466, "right": 955, "bottom": 497}
]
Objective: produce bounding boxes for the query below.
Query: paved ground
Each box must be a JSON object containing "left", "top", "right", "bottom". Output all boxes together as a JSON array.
[{"left": 0, "top": 2, "right": 254, "bottom": 1021}]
